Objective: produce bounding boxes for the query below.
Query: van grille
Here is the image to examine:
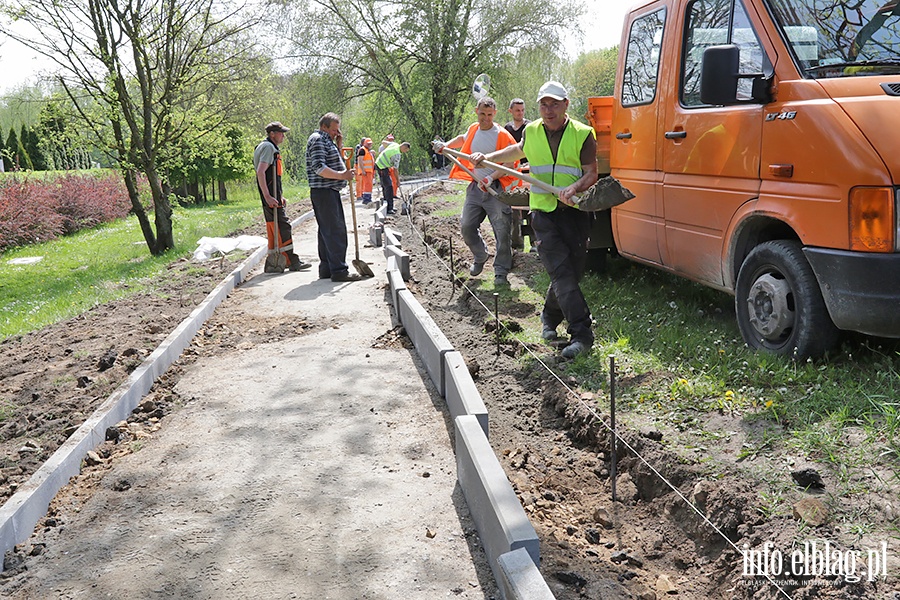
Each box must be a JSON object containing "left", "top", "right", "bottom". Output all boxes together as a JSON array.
[{"left": 881, "top": 83, "right": 900, "bottom": 96}]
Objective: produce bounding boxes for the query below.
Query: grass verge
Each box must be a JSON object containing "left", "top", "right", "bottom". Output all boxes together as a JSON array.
[{"left": 0, "top": 180, "right": 308, "bottom": 339}]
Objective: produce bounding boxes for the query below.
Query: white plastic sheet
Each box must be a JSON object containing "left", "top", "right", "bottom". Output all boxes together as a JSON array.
[{"left": 192, "top": 235, "right": 267, "bottom": 261}]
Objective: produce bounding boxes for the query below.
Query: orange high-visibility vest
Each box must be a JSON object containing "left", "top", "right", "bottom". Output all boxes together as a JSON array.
[{"left": 448, "top": 123, "right": 519, "bottom": 189}]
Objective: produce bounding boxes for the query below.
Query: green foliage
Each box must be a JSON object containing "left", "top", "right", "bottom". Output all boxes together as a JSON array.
[
  {"left": 286, "top": 0, "right": 583, "bottom": 162},
  {"left": 4, "top": 127, "right": 22, "bottom": 170},
  {"left": 277, "top": 70, "right": 351, "bottom": 180},
  {"left": 570, "top": 46, "right": 618, "bottom": 119},
  {"left": 20, "top": 124, "right": 44, "bottom": 170},
  {"left": 36, "top": 96, "right": 93, "bottom": 170}
]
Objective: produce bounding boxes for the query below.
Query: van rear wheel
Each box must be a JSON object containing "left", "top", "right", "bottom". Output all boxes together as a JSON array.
[{"left": 735, "top": 240, "right": 840, "bottom": 360}]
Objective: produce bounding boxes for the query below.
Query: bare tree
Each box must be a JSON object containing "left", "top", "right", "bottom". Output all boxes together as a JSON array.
[
  {"left": 282, "top": 0, "right": 580, "bottom": 153},
  {"left": 0, "top": 0, "right": 265, "bottom": 254}
]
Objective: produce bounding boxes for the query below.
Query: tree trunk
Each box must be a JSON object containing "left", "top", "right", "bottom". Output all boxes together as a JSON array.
[
  {"left": 122, "top": 169, "right": 156, "bottom": 251},
  {"left": 146, "top": 166, "right": 174, "bottom": 255},
  {"left": 218, "top": 180, "right": 227, "bottom": 202}
]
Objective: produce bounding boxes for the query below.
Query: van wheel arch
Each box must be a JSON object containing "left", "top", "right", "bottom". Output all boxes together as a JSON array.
[
  {"left": 728, "top": 217, "right": 798, "bottom": 289},
  {"left": 734, "top": 240, "right": 840, "bottom": 360}
]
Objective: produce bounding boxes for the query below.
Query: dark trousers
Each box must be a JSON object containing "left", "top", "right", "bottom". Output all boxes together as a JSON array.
[
  {"left": 310, "top": 187, "right": 349, "bottom": 278},
  {"left": 531, "top": 205, "right": 593, "bottom": 344},
  {"left": 377, "top": 167, "right": 394, "bottom": 212}
]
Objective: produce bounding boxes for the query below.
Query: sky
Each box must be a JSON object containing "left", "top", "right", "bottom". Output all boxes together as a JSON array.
[
  {"left": 567, "top": 1, "right": 630, "bottom": 57},
  {"left": 0, "top": 1, "right": 632, "bottom": 95}
]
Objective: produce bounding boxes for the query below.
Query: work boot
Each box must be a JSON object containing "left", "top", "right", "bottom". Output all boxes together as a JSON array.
[
  {"left": 289, "top": 257, "right": 312, "bottom": 271},
  {"left": 332, "top": 272, "right": 364, "bottom": 282},
  {"left": 561, "top": 340, "right": 591, "bottom": 359},
  {"left": 469, "top": 261, "right": 485, "bottom": 276},
  {"left": 494, "top": 274, "right": 509, "bottom": 287},
  {"left": 541, "top": 326, "right": 558, "bottom": 341}
]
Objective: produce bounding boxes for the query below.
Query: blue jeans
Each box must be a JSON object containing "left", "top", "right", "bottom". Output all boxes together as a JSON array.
[
  {"left": 310, "top": 187, "right": 349, "bottom": 278},
  {"left": 531, "top": 205, "right": 593, "bottom": 345}
]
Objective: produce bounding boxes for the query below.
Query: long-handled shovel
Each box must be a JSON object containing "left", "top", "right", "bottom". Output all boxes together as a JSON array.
[
  {"left": 264, "top": 169, "right": 288, "bottom": 273},
  {"left": 440, "top": 147, "right": 635, "bottom": 212},
  {"left": 441, "top": 151, "right": 499, "bottom": 197},
  {"left": 342, "top": 149, "right": 375, "bottom": 278}
]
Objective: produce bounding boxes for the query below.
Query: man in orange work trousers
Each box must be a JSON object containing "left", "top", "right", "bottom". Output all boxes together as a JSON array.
[
  {"left": 356, "top": 138, "right": 376, "bottom": 204},
  {"left": 253, "top": 122, "right": 311, "bottom": 273}
]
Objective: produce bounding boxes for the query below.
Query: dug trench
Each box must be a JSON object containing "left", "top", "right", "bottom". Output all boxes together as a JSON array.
[
  {"left": 389, "top": 183, "right": 894, "bottom": 600},
  {"left": 0, "top": 183, "right": 894, "bottom": 599}
]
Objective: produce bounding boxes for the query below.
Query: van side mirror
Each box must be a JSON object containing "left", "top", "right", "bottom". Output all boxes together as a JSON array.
[
  {"left": 700, "top": 45, "right": 740, "bottom": 105},
  {"left": 700, "top": 44, "right": 773, "bottom": 105}
]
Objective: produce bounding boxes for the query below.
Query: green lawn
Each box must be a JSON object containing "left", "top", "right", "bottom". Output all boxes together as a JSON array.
[{"left": 0, "top": 180, "right": 308, "bottom": 338}]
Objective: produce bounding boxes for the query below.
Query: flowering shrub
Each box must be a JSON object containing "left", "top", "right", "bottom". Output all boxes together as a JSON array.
[{"left": 0, "top": 173, "right": 132, "bottom": 251}]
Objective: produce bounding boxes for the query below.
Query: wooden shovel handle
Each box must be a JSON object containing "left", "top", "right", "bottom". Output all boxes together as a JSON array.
[
  {"left": 442, "top": 153, "right": 498, "bottom": 196},
  {"left": 440, "top": 147, "right": 563, "bottom": 195}
]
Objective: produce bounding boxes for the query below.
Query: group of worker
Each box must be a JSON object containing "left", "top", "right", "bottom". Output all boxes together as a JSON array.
[
  {"left": 352, "top": 135, "right": 411, "bottom": 215},
  {"left": 252, "top": 78, "right": 599, "bottom": 359}
]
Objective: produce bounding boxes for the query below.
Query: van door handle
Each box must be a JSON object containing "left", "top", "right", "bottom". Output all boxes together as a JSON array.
[
  {"left": 615, "top": 132, "right": 632, "bottom": 139},
  {"left": 665, "top": 131, "right": 687, "bottom": 139}
]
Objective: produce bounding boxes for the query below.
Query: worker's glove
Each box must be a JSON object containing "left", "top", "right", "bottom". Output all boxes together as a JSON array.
[
  {"left": 478, "top": 176, "right": 492, "bottom": 192},
  {"left": 433, "top": 141, "right": 445, "bottom": 154}
]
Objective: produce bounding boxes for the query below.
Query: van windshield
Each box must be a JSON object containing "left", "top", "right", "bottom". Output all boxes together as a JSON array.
[{"left": 768, "top": 0, "right": 900, "bottom": 78}]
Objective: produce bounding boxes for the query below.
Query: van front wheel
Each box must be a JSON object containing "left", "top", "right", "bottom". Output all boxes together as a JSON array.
[{"left": 735, "top": 240, "right": 840, "bottom": 360}]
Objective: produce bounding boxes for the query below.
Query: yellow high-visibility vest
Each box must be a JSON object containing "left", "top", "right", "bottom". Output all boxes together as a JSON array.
[{"left": 522, "top": 118, "right": 594, "bottom": 212}]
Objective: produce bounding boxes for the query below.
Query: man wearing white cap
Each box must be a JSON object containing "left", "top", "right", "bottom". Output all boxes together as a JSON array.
[{"left": 469, "top": 81, "right": 598, "bottom": 359}]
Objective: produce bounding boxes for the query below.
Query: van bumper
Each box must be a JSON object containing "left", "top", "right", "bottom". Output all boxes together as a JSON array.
[{"left": 804, "top": 248, "right": 900, "bottom": 337}]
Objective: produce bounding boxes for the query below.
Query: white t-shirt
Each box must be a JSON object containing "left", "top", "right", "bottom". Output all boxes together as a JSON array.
[{"left": 469, "top": 125, "right": 501, "bottom": 181}]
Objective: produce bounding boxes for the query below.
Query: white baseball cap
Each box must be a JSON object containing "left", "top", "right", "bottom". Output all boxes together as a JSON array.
[{"left": 537, "top": 81, "right": 568, "bottom": 102}]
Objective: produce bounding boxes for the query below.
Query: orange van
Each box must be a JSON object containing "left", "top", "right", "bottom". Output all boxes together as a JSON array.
[{"left": 587, "top": 0, "right": 900, "bottom": 359}]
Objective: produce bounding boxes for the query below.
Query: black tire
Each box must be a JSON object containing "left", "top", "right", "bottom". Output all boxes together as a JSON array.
[{"left": 735, "top": 240, "right": 840, "bottom": 360}]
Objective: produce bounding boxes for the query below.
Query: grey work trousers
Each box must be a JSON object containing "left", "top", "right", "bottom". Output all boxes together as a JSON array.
[
  {"left": 531, "top": 205, "right": 594, "bottom": 345},
  {"left": 460, "top": 181, "right": 513, "bottom": 276}
]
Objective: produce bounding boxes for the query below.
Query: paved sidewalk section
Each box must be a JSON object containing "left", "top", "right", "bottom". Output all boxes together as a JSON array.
[{"left": 3, "top": 204, "right": 497, "bottom": 599}]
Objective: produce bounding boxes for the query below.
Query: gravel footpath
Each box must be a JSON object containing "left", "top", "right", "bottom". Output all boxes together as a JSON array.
[{"left": 4, "top": 205, "right": 497, "bottom": 599}]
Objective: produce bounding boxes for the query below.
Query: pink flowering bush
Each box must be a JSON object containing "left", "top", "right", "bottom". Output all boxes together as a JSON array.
[{"left": 0, "top": 173, "right": 132, "bottom": 251}]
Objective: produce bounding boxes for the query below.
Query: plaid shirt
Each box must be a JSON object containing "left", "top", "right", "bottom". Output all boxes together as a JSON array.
[{"left": 306, "top": 129, "right": 347, "bottom": 190}]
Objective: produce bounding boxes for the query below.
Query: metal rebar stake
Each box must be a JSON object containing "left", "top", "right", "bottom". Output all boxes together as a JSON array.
[
  {"left": 609, "top": 355, "right": 617, "bottom": 503},
  {"left": 493, "top": 293, "right": 500, "bottom": 356},
  {"left": 449, "top": 237, "right": 454, "bottom": 283}
]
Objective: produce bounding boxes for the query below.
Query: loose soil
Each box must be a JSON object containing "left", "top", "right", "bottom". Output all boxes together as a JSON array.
[{"left": 1, "top": 183, "right": 898, "bottom": 599}]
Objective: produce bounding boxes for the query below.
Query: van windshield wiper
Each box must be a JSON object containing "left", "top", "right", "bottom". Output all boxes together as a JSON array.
[{"left": 806, "top": 58, "right": 900, "bottom": 76}]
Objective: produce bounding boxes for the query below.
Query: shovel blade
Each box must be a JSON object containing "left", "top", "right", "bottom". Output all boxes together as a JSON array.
[
  {"left": 576, "top": 176, "right": 636, "bottom": 212},
  {"left": 264, "top": 253, "right": 289, "bottom": 273},
  {"left": 353, "top": 258, "right": 375, "bottom": 278}
]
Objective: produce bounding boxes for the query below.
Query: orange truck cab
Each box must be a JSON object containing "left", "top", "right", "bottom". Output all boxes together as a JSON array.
[{"left": 587, "top": 0, "right": 900, "bottom": 359}]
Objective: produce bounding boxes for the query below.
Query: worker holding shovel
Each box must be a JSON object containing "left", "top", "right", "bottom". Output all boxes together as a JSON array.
[
  {"left": 305, "top": 112, "right": 368, "bottom": 282},
  {"left": 469, "top": 81, "right": 599, "bottom": 359},
  {"left": 434, "top": 96, "right": 519, "bottom": 287},
  {"left": 254, "top": 122, "right": 311, "bottom": 273},
  {"left": 374, "top": 139, "right": 410, "bottom": 215}
]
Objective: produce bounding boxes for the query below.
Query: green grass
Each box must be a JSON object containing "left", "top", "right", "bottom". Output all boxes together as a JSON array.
[
  {"left": 0, "top": 180, "right": 308, "bottom": 338},
  {"left": 417, "top": 186, "right": 900, "bottom": 496}
]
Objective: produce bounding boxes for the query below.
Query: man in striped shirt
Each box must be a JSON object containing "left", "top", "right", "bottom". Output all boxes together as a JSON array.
[{"left": 305, "top": 112, "right": 366, "bottom": 282}]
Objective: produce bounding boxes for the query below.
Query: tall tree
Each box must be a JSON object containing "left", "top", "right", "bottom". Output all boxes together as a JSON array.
[
  {"left": 283, "top": 0, "right": 580, "bottom": 156},
  {"left": 1, "top": 0, "right": 266, "bottom": 254},
  {"left": 21, "top": 124, "right": 45, "bottom": 170},
  {"left": 569, "top": 46, "right": 618, "bottom": 119},
  {"left": 5, "top": 127, "right": 21, "bottom": 169}
]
